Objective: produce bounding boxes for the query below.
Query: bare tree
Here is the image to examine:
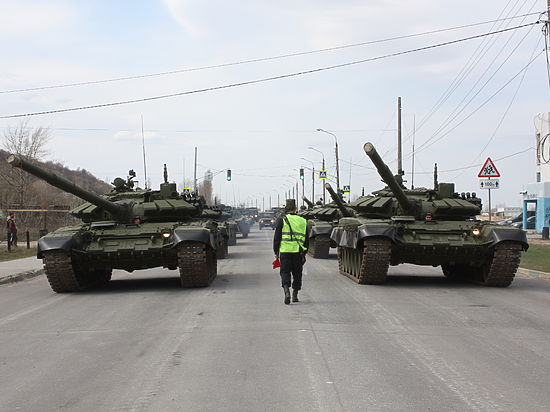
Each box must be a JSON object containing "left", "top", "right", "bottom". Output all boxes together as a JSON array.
[
  {"left": 3, "top": 118, "right": 50, "bottom": 160},
  {"left": 1, "top": 119, "right": 51, "bottom": 206}
]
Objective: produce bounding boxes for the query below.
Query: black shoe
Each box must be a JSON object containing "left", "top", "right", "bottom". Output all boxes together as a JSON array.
[
  {"left": 292, "top": 289, "right": 299, "bottom": 303},
  {"left": 283, "top": 286, "right": 290, "bottom": 305}
]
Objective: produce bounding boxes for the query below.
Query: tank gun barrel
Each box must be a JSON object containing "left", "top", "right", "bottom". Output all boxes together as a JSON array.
[
  {"left": 324, "top": 183, "right": 354, "bottom": 217},
  {"left": 7, "top": 154, "right": 126, "bottom": 217},
  {"left": 363, "top": 143, "right": 412, "bottom": 213},
  {"left": 302, "top": 195, "right": 314, "bottom": 209}
]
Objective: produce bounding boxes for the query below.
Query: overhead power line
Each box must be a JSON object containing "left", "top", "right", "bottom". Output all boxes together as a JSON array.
[
  {"left": 0, "top": 21, "right": 541, "bottom": 120},
  {"left": 0, "top": 12, "right": 543, "bottom": 96}
]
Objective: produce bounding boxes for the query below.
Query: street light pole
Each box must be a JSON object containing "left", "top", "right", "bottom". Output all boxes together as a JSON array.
[
  {"left": 308, "top": 147, "right": 325, "bottom": 204},
  {"left": 301, "top": 158, "right": 315, "bottom": 203},
  {"left": 317, "top": 129, "right": 340, "bottom": 196}
]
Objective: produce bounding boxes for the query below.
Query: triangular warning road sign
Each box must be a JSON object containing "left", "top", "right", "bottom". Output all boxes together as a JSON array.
[{"left": 478, "top": 157, "right": 500, "bottom": 178}]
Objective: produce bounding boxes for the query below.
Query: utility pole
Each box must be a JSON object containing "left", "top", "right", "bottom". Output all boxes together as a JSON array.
[
  {"left": 141, "top": 115, "right": 148, "bottom": 189},
  {"left": 193, "top": 146, "right": 198, "bottom": 193},
  {"left": 411, "top": 115, "right": 416, "bottom": 189},
  {"left": 397, "top": 97, "right": 403, "bottom": 176},
  {"left": 301, "top": 178, "right": 305, "bottom": 207},
  {"left": 269, "top": 195, "right": 272, "bottom": 210},
  {"left": 322, "top": 158, "right": 325, "bottom": 203},
  {"left": 316, "top": 129, "right": 339, "bottom": 196}
]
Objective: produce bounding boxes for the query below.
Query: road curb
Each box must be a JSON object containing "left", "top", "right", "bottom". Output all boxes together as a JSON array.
[
  {"left": 517, "top": 267, "right": 550, "bottom": 279},
  {"left": 0, "top": 269, "right": 44, "bottom": 286}
]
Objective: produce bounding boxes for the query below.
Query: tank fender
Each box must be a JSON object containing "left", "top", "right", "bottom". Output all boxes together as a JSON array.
[
  {"left": 486, "top": 228, "right": 529, "bottom": 251},
  {"left": 330, "top": 227, "right": 359, "bottom": 249},
  {"left": 310, "top": 225, "right": 332, "bottom": 238},
  {"left": 218, "top": 226, "right": 228, "bottom": 239},
  {"left": 37, "top": 236, "right": 77, "bottom": 259},
  {"left": 357, "top": 224, "right": 396, "bottom": 244},
  {"left": 173, "top": 228, "right": 216, "bottom": 249}
]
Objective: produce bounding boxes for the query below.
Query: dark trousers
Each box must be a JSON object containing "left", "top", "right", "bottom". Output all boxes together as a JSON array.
[{"left": 280, "top": 252, "right": 303, "bottom": 290}]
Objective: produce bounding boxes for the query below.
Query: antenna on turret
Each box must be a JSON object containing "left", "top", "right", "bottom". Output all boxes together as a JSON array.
[
  {"left": 141, "top": 115, "right": 148, "bottom": 189},
  {"left": 433, "top": 163, "right": 439, "bottom": 191},
  {"left": 163, "top": 164, "right": 168, "bottom": 183}
]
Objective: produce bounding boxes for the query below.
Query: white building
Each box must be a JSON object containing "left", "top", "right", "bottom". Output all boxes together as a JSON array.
[{"left": 522, "top": 112, "right": 550, "bottom": 232}]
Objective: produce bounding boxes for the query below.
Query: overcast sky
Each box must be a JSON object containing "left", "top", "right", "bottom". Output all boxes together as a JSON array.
[{"left": 0, "top": 0, "right": 548, "bottom": 208}]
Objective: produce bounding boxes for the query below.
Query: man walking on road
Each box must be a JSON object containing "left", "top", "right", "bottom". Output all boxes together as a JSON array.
[{"left": 273, "top": 199, "right": 309, "bottom": 305}]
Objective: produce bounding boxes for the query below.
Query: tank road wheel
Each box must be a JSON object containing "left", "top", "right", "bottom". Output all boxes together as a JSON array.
[
  {"left": 479, "top": 242, "right": 522, "bottom": 287},
  {"left": 442, "top": 264, "right": 468, "bottom": 280},
  {"left": 42, "top": 251, "right": 92, "bottom": 293},
  {"left": 357, "top": 238, "right": 391, "bottom": 285},
  {"left": 178, "top": 241, "right": 217, "bottom": 288},
  {"left": 95, "top": 269, "right": 112, "bottom": 285},
  {"left": 308, "top": 235, "right": 330, "bottom": 259}
]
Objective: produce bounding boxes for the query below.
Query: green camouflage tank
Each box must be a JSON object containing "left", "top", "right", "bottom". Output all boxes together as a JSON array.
[
  {"left": 327, "top": 143, "right": 528, "bottom": 287},
  {"left": 8, "top": 155, "right": 221, "bottom": 292},
  {"left": 299, "top": 196, "right": 341, "bottom": 258}
]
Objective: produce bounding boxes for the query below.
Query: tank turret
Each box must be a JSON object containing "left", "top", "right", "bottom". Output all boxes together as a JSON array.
[
  {"left": 363, "top": 142, "right": 412, "bottom": 214},
  {"left": 7, "top": 154, "right": 128, "bottom": 218},
  {"left": 324, "top": 183, "right": 354, "bottom": 217},
  {"left": 302, "top": 196, "right": 315, "bottom": 209}
]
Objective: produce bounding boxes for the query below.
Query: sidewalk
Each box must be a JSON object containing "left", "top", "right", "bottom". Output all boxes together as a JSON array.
[{"left": 0, "top": 256, "right": 43, "bottom": 285}]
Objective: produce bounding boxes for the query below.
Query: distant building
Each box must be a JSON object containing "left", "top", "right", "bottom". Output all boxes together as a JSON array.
[{"left": 522, "top": 112, "right": 550, "bottom": 232}]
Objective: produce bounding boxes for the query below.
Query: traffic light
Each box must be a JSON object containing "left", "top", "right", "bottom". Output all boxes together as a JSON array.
[
  {"left": 299, "top": 168, "right": 304, "bottom": 180},
  {"left": 226, "top": 169, "right": 232, "bottom": 181}
]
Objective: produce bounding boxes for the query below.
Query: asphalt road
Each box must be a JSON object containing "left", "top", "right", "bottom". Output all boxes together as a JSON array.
[{"left": 1, "top": 226, "right": 550, "bottom": 411}]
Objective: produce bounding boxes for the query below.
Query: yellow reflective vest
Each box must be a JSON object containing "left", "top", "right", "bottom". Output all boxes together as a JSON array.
[{"left": 280, "top": 214, "right": 308, "bottom": 253}]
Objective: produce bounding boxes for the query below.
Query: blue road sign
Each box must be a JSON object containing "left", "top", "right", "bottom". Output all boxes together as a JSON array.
[{"left": 319, "top": 170, "right": 327, "bottom": 179}]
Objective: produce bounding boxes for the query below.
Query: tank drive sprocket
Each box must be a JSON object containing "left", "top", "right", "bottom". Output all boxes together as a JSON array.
[
  {"left": 178, "top": 241, "right": 217, "bottom": 288},
  {"left": 42, "top": 251, "right": 91, "bottom": 293}
]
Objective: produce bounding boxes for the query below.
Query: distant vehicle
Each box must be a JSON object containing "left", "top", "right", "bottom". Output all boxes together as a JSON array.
[
  {"left": 499, "top": 211, "right": 536, "bottom": 226},
  {"left": 259, "top": 213, "right": 276, "bottom": 230},
  {"left": 511, "top": 216, "right": 536, "bottom": 230}
]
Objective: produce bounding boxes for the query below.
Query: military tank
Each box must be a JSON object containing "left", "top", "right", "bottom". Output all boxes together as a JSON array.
[
  {"left": 200, "top": 206, "right": 230, "bottom": 259},
  {"left": 328, "top": 142, "right": 528, "bottom": 287},
  {"left": 300, "top": 196, "right": 343, "bottom": 259},
  {"left": 7, "top": 155, "right": 221, "bottom": 292}
]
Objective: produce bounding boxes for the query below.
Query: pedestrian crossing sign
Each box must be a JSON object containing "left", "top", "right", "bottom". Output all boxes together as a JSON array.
[
  {"left": 342, "top": 185, "right": 351, "bottom": 193},
  {"left": 319, "top": 170, "right": 327, "bottom": 179},
  {"left": 182, "top": 188, "right": 191, "bottom": 194}
]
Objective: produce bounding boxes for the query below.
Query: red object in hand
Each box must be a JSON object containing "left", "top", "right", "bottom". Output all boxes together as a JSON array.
[{"left": 272, "top": 258, "right": 281, "bottom": 269}]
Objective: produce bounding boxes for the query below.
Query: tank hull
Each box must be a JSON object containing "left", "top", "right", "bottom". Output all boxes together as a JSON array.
[
  {"left": 38, "top": 221, "right": 220, "bottom": 291},
  {"left": 331, "top": 217, "right": 528, "bottom": 285}
]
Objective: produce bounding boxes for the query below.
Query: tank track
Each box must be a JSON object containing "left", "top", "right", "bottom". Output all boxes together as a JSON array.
[
  {"left": 178, "top": 241, "right": 217, "bottom": 288},
  {"left": 42, "top": 251, "right": 90, "bottom": 293},
  {"left": 308, "top": 235, "right": 330, "bottom": 259},
  {"left": 228, "top": 232, "right": 237, "bottom": 246},
  {"left": 216, "top": 237, "right": 229, "bottom": 259},
  {"left": 337, "top": 238, "right": 391, "bottom": 284},
  {"left": 480, "top": 242, "right": 522, "bottom": 287}
]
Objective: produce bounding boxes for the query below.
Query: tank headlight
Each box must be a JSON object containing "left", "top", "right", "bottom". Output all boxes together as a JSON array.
[
  {"left": 271, "top": 219, "right": 275, "bottom": 224},
  {"left": 472, "top": 228, "right": 481, "bottom": 237},
  {"left": 162, "top": 232, "right": 172, "bottom": 238}
]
